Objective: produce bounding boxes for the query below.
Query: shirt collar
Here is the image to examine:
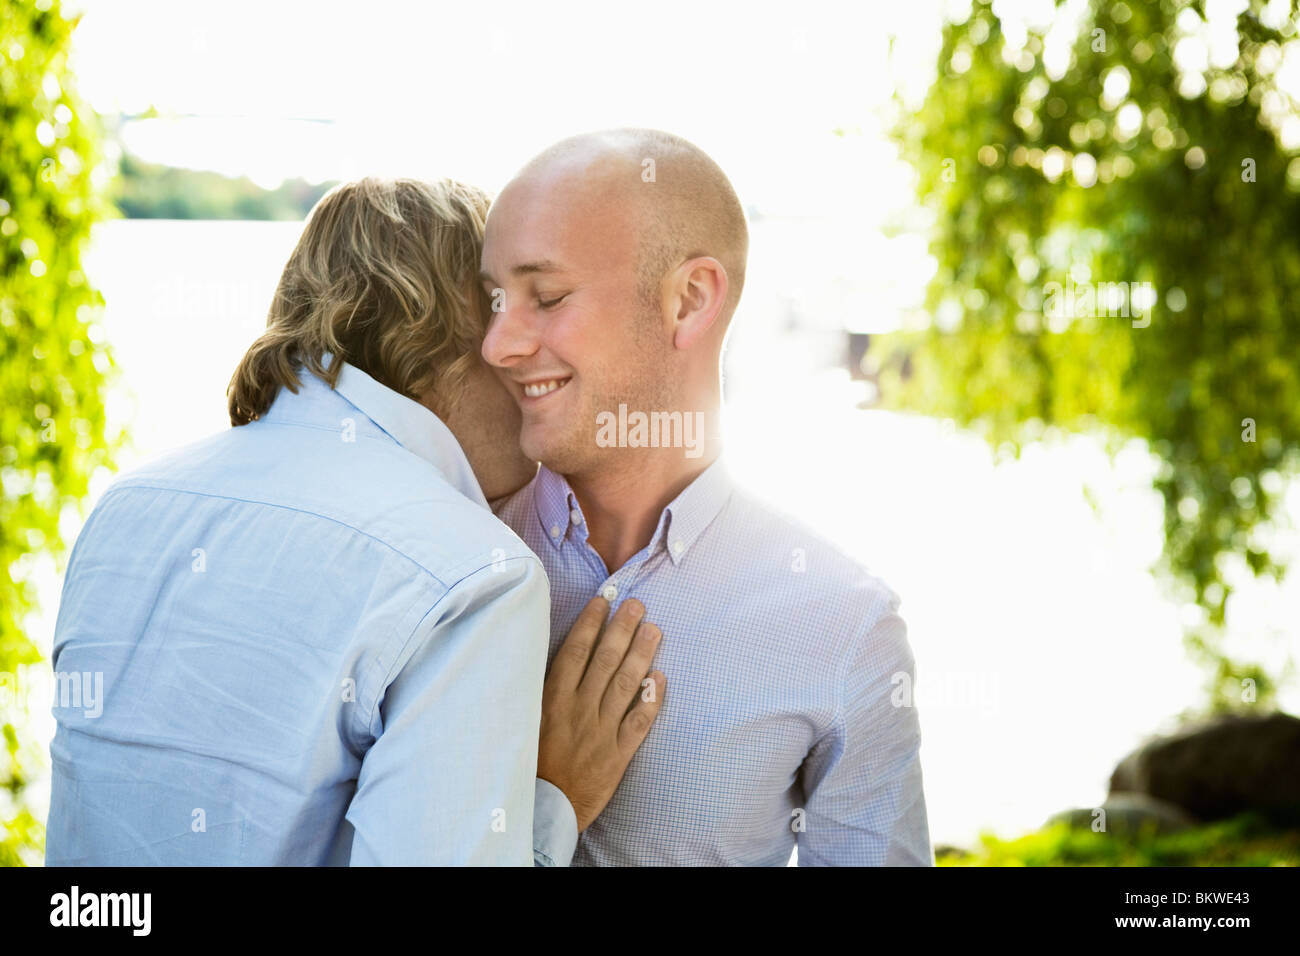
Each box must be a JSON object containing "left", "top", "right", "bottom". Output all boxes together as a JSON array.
[
  {"left": 280, "top": 350, "right": 490, "bottom": 512},
  {"left": 532, "top": 456, "right": 733, "bottom": 565}
]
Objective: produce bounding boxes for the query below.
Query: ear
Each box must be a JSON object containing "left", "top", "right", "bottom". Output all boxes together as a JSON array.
[{"left": 669, "top": 257, "right": 728, "bottom": 351}]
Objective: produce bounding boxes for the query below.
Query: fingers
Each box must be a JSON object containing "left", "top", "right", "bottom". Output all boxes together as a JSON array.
[
  {"left": 546, "top": 596, "right": 609, "bottom": 694},
  {"left": 600, "top": 619, "right": 661, "bottom": 721},
  {"left": 618, "top": 670, "right": 665, "bottom": 752},
  {"left": 577, "top": 598, "right": 645, "bottom": 701}
]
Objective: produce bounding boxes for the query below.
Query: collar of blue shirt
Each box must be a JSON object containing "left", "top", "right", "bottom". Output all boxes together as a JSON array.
[
  {"left": 262, "top": 349, "right": 490, "bottom": 512},
  {"left": 531, "top": 456, "right": 734, "bottom": 566}
]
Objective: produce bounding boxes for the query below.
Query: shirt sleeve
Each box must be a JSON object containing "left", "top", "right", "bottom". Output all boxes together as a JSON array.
[
  {"left": 796, "top": 608, "right": 934, "bottom": 866},
  {"left": 344, "top": 555, "right": 562, "bottom": 865},
  {"left": 532, "top": 777, "right": 578, "bottom": 866}
]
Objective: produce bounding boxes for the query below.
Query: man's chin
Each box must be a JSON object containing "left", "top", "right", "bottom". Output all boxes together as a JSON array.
[{"left": 520, "top": 429, "right": 584, "bottom": 476}]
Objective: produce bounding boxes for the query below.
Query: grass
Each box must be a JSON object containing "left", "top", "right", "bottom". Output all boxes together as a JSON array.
[{"left": 938, "top": 812, "right": 1300, "bottom": 866}]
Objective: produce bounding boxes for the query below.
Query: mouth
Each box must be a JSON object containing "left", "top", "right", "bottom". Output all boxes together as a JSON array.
[{"left": 517, "top": 376, "right": 572, "bottom": 404}]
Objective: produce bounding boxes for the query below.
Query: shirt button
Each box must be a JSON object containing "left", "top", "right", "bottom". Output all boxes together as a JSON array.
[
  {"left": 601, "top": 583, "right": 618, "bottom": 602},
  {"left": 672, "top": 540, "right": 685, "bottom": 555},
  {"left": 549, "top": 524, "right": 561, "bottom": 538},
  {"left": 570, "top": 509, "right": 583, "bottom": 525}
]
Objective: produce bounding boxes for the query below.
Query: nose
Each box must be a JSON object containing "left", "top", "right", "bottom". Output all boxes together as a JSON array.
[{"left": 481, "top": 293, "right": 539, "bottom": 369}]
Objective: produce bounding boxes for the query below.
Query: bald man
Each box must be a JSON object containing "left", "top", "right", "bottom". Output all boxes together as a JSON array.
[{"left": 482, "top": 129, "right": 932, "bottom": 866}]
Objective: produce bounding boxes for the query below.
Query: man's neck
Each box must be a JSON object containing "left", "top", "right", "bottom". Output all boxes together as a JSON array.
[{"left": 567, "top": 443, "right": 719, "bottom": 574}]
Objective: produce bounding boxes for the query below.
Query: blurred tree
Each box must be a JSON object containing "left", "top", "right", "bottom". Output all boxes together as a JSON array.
[
  {"left": 882, "top": 0, "right": 1299, "bottom": 709},
  {"left": 1, "top": 0, "right": 117, "bottom": 864},
  {"left": 113, "top": 153, "right": 336, "bottom": 221}
]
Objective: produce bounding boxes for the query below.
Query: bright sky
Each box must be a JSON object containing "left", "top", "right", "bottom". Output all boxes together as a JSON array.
[
  {"left": 65, "top": 0, "right": 969, "bottom": 334},
  {"left": 68, "top": 0, "right": 947, "bottom": 203},
  {"left": 67, "top": 0, "right": 1300, "bottom": 193}
]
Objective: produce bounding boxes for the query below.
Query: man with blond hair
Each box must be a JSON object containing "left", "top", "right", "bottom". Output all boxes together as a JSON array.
[
  {"left": 483, "top": 129, "right": 933, "bottom": 865},
  {"left": 46, "top": 177, "right": 664, "bottom": 866}
]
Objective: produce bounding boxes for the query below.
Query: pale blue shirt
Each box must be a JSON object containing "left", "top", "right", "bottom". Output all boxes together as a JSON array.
[
  {"left": 496, "top": 461, "right": 933, "bottom": 866},
  {"left": 46, "top": 355, "right": 577, "bottom": 866}
]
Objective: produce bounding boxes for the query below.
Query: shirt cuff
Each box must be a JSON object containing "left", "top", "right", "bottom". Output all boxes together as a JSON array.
[{"left": 532, "top": 777, "right": 578, "bottom": 867}]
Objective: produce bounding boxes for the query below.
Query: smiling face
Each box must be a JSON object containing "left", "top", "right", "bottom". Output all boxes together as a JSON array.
[{"left": 480, "top": 156, "right": 674, "bottom": 478}]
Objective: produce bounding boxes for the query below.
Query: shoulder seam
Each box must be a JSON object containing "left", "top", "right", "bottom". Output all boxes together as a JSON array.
[
  {"left": 98, "top": 481, "right": 533, "bottom": 590},
  {"left": 360, "top": 553, "right": 544, "bottom": 736}
]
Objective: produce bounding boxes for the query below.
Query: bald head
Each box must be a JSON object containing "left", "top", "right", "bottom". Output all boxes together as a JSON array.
[
  {"left": 481, "top": 129, "right": 745, "bottom": 474},
  {"left": 509, "top": 128, "right": 749, "bottom": 324}
]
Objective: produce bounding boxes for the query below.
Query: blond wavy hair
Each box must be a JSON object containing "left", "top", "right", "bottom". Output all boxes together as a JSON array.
[{"left": 228, "top": 176, "right": 491, "bottom": 426}]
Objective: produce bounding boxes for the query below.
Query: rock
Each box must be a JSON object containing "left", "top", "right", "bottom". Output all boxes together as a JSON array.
[
  {"left": 933, "top": 843, "right": 970, "bottom": 860},
  {"left": 1048, "top": 793, "right": 1198, "bottom": 836},
  {"left": 1107, "top": 711, "right": 1300, "bottom": 826}
]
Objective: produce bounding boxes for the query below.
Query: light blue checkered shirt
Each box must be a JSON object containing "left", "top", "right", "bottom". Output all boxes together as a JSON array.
[{"left": 496, "top": 459, "right": 933, "bottom": 866}]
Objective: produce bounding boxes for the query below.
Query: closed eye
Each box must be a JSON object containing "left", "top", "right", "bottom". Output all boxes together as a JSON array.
[{"left": 537, "top": 294, "right": 569, "bottom": 310}]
